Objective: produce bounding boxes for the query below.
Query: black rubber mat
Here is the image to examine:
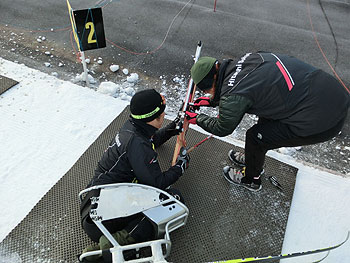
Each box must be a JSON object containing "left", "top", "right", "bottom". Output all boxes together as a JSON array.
[
  {"left": 0, "top": 75, "right": 18, "bottom": 95},
  {"left": 0, "top": 106, "right": 297, "bottom": 263}
]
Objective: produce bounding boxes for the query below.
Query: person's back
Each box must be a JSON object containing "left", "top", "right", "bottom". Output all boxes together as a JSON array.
[
  {"left": 222, "top": 52, "right": 349, "bottom": 136},
  {"left": 90, "top": 117, "right": 183, "bottom": 189},
  {"left": 91, "top": 119, "right": 138, "bottom": 186}
]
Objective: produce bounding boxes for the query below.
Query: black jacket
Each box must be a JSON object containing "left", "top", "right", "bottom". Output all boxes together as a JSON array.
[
  {"left": 197, "top": 52, "right": 349, "bottom": 137},
  {"left": 87, "top": 119, "right": 182, "bottom": 190}
]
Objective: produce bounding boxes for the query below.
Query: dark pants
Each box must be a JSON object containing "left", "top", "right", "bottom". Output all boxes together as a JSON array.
[
  {"left": 81, "top": 188, "right": 184, "bottom": 243},
  {"left": 242, "top": 116, "right": 346, "bottom": 184},
  {"left": 82, "top": 212, "right": 154, "bottom": 243}
]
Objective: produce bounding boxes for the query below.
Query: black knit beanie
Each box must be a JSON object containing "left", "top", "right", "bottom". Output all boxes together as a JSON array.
[{"left": 130, "top": 89, "right": 166, "bottom": 122}]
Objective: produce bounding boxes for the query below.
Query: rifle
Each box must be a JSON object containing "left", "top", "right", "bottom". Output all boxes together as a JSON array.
[{"left": 171, "top": 41, "right": 202, "bottom": 165}]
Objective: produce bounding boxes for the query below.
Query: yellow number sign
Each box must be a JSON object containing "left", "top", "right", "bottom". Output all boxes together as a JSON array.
[{"left": 66, "top": 0, "right": 106, "bottom": 51}]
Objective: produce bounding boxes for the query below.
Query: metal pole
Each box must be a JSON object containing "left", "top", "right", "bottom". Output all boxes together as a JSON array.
[
  {"left": 80, "top": 51, "right": 90, "bottom": 87},
  {"left": 188, "top": 135, "right": 213, "bottom": 153}
]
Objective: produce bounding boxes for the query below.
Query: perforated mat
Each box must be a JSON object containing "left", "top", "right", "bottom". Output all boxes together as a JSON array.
[
  {"left": 0, "top": 75, "right": 18, "bottom": 95},
  {"left": 0, "top": 106, "right": 297, "bottom": 262}
]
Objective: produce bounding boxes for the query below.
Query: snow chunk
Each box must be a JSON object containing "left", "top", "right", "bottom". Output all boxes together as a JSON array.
[
  {"left": 120, "top": 93, "right": 132, "bottom": 101},
  {"left": 44, "top": 62, "right": 51, "bottom": 67},
  {"left": 109, "top": 65, "right": 120, "bottom": 72},
  {"left": 97, "top": 81, "right": 120, "bottom": 96},
  {"left": 173, "top": 76, "right": 181, "bottom": 83},
  {"left": 127, "top": 73, "right": 139, "bottom": 83},
  {"left": 277, "top": 147, "right": 298, "bottom": 155},
  {"left": 73, "top": 73, "right": 97, "bottom": 84},
  {"left": 123, "top": 87, "right": 135, "bottom": 96},
  {"left": 122, "top": 68, "right": 129, "bottom": 75}
]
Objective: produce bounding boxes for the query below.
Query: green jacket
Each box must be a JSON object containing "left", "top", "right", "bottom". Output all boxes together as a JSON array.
[{"left": 197, "top": 94, "right": 252, "bottom": 137}]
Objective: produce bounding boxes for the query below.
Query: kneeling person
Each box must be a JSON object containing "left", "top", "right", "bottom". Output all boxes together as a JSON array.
[{"left": 80, "top": 89, "right": 189, "bottom": 260}]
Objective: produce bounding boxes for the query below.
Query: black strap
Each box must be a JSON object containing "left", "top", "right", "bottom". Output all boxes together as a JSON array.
[
  {"left": 80, "top": 189, "right": 100, "bottom": 220},
  {"left": 102, "top": 249, "right": 112, "bottom": 263},
  {"left": 213, "top": 59, "right": 232, "bottom": 104}
]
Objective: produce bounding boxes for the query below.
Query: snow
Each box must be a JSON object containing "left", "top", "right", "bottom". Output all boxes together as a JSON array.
[
  {"left": 97, "top": 81, "right": 120, "bottom": 95},
  {"left": 0, "top": 57, "right": 128, "bottom": 244},
  {"left": 122, "top": 68, "right": 129, "bottom": 75},
  {"left": 0, "top": 57, "right": 349, "bottom": 262},
  {"left": 109, "top": 64, "right": 120, "bottom": 72},
  {"left": 127, "top": 73, "right": 139, "bottom": 83},
  {"left": 72, "top": 72, "right": 97, "bottom": 84}
]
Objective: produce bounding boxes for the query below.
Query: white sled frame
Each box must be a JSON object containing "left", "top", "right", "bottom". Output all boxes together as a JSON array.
[{"left": 79, "top": 183, "right": 189, "bottom": 263}]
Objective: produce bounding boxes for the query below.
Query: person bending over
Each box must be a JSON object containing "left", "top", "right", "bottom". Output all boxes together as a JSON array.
[{"left": 187, "top": 52, "right": 349, "bottom": 192}]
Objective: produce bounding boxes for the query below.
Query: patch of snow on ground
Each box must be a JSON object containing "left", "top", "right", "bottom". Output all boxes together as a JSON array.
[
  {"left": 0, "top": 57, "right": 129, "bottom": 242},
  {"left": 97, "top": 81, "right": 120, "bottom": 96}
]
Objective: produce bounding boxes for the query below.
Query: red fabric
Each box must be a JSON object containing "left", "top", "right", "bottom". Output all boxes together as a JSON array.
[
  {"left": 276, "top": 61, "right": 293, "bottom": 91},
  {"left": 185, "top": 111, "right": 198, "bottom": 125},
  {"left": 193, "top": 97, "right": 211, "bottom": 107}
]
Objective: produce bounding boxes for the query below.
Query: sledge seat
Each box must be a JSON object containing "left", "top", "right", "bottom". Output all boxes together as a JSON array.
[{"left": 78, "top": 183, "right": 189, "bottom": 263}]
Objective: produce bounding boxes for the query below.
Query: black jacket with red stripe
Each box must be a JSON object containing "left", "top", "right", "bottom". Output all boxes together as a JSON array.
[
  {"left": 87, "top": 118, "right": 182, "bottom": 190},
  {"left": 197, "top": 52, "right": 349, "bottom": 137}
]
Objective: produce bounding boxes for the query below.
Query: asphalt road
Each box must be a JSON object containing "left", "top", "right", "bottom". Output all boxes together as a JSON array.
[
  {"left": 1, "top": 0, "right": 349, "bottom": 81},
  {"left": 0, "top": 0, "right": 349, "bottom": 173}
]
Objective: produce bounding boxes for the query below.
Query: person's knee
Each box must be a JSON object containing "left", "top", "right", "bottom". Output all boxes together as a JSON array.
[
  {"left": 129, "top": 218, "right": 155, "bottom": 242},
  {"left": 246, "top": 125, "right": 265, "bottom": 146},
  {"left": 82, "top": 216, "right": 102, "bottom": 243}
]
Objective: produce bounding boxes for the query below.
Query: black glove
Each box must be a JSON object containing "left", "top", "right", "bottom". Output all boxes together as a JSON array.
[
  {"left": 167, "top": 115, "right": 183, "bottom": 136},
  {"left": 175, "top": 147, "right": 190, "bottom": 174}
]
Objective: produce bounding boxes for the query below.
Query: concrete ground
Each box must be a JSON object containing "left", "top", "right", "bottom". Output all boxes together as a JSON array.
[{"left": 0, "top": 0, "right": 349, "bottom": 174}]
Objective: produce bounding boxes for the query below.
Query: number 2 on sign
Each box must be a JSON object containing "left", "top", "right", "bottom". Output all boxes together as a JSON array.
[{"left": 85, "top": 22, "right": 97, "bottom": 44}]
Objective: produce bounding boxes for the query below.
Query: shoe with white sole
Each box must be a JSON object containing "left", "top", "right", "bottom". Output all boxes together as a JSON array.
[
  {"left": 223, "top": 166, "right": 262, "bottom": 192},
  {"left": 228, "top": 150, "right": 246, "bottom": 167}
]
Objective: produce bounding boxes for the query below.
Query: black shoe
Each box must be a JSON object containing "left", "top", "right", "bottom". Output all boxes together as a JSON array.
[
  {"left": 228, "top": 150, "right": 245, "bottom": 167},
  {"left": 80, "top": 243, "right": 102, "bottom": 262},
  {"left": 223, "top": 166, "right": 262, "bottom": 192}
]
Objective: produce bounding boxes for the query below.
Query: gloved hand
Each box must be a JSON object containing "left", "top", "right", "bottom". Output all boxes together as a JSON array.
[
  {"left": 165, "top": 115, "right": 183, "bottom": 136},
  {"left": 191, "top": 96, "right": 212, "bottom": 110},
  {"left": 185, "top": 111, "right": 198, "bottom": 125},
  {"left": 172, "top": 115, "right": 183, "bottom": 134},
  {"left": 175, "top": 147, "right": 190, "bottom": 174}
]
